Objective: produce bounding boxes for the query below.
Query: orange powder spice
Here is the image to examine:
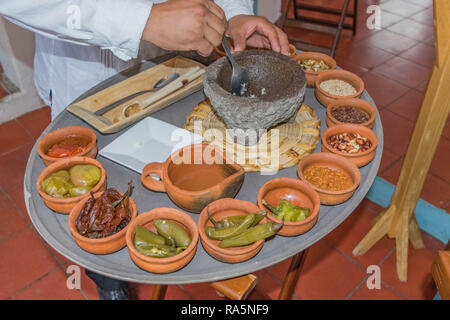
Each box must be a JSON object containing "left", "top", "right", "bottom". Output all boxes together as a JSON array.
[{"left": 304, "top": 165, "right": 353, "bottom": 191}]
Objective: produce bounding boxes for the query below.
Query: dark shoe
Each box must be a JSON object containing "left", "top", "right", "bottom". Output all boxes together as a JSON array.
[{"left": 97, "top": 287, "right": 131, "bottom": 300}]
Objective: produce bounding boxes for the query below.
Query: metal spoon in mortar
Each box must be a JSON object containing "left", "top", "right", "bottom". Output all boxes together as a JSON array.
[
  {"left": 94, "top": 73, "right": 180, "bottom": 116},
  {"left": 221, "top": 35, "right": 250, "bottom": 96}
]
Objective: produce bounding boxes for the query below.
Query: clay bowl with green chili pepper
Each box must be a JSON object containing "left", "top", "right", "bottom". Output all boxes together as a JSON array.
[
  {"left": 198, "top": 198, "right": 277, "bottom": 263},
  {"left": 257, "top": 177, "right": 320, "bottom": 236},
  {"left": 125, "top": 208, "right": 199, "bottom": 273}
]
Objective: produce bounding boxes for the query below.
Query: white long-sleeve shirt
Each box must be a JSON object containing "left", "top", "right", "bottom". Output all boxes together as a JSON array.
[{"left": 0, "top": 0, "right": 253, "bottom": 118}]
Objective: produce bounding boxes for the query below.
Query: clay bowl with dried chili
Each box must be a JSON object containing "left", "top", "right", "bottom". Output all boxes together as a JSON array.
[
  {"left": 126, "top": 208, "right": 199, "bottom": 274},
  {"left": 293, "top": 52, "right": 337, "bottom": 87},
  {"left": 257, "top": 178, "right": 320, "bottom": 236},
  {"left": 198, "top": 198, "right": 267, "bottom": 263},
  {"left": 68, "top": 187, "right": 137, "bottom": 254},
  {"left": 315, "top": 70, "right": 364, "bottom": 108},
  {"left": 36, "top": 156, "right": 107, "bottom": 214},
  {"left": 326, "top": 98, "right": 376, "bottom": 129},
  {"left": 297, "top": 152, "right": 361, "bottom": 205},
  {"left": 37, "top": 126, "right": 98, "bottom": 166},
  {"left": 321, "top": 124, "right": 378, "bottom": 167}
]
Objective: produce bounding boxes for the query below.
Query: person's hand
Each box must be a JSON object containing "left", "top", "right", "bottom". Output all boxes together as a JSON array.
[
  {"left": 227, "top": 15, "right": 290, "bottom": 56},
  {"left": 142, "top": 0, "right": 226, "bottom": 57}
]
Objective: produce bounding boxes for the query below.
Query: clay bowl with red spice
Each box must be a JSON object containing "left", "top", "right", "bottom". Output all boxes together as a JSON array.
[
  {"left": 215, "top": 38, "right": 297, "bottom": 59},
  {"left": 321, "top": 124, "right": 378, "bottom": 167},
  {"left": 297, "top": 152, "right": 361, "bottom": 205},
  {"left": 68, "top": 190, "right": 137, "bottom": 254},
  {"left": 37, "top": 126, "right": 98, "bottom": 166},
  {"left": 314, "top": 70, "right": 364, "bottom": 107},
  {"left": 126, "top": 208, "right": 199, "bottom": 273},
  {"left": 36, "top": 157, "right": 107, "bottom": 214},
  {"left": 326, "top": 98, "right": 377, "bottom": 129},
  {"left": 198, "top": 198, "right": 266, "bottom": 263},
  {"left": 257, "top": 178, "right": 320, "bottom": 236},
  {"left": 293, "top": 52, "right": 337, "bottom": 87}
]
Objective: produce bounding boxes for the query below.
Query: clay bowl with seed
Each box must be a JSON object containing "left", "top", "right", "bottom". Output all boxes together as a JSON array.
[
  {"left": 321, "top": 124, "right": 378, "bottom": 167},
  {"left": 257, "top": 178, "right": 320, "bottom": 236},
  {"left": 68, "top": 190, "right": 137, "bottom": 254},
  {"left": 315, "top": 70, "right": 364, "bottom": 108},
  {"left": 326, "top": 98, "right": 377, "bottom": 129},
  {"left": 126, "top": 208, "right": 199, "bottom": 274},
  {"left": 297, "top": 152, "right": 361, "bottom": 205},
  {"left": 37, "top": 126, "right": 98, "bottom": 166},
  {"left": 198, "top": 198, "right": 266, "bottom": 263},
  {"left": 293, "top": 52, "right": 337, "bottom": 87}
]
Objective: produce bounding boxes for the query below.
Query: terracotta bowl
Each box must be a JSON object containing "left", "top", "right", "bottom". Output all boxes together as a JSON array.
[
  {"left": 125, "top": 208, "right": 199, "bottom": 274},
  {"left": 326, "top": 98, "right": 377, "bottom": 129},
  {"left": 198, "top": 198, "right": 266, "bottom": 263},
  {"left": 68, "top": 191, "right": 137, "bottom": 254},
  {"left": 321, "top": 124, "right": 378, "bottom": 167},
  {"left": 36, "top": 157, "right": 107, "bottom": 214},
  {"left": 293, "top": 52, "right": 337, "bottom": 87},
  {"left": 315, "top": 69, "right": 365, "bottom": 107},
  {"left": 37, "top": 126, "right": 98, "bottom": 166},
  {"left": 257, "top": 178, "right": 320, "bottom": 236},
  {"left": 297, "top": 152, "right": 361, "bottom": 205},
  {"left": 215, "top": 39, "right": 297, "bottom": 59}
]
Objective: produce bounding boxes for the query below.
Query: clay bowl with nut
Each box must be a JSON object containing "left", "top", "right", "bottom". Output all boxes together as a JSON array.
[
  {"left": 257, "top": 177, "right": 320, "bottom": 236},
  {"left": 293, "top": 52, "right": 337, "bottom": 87},
  {"left": 215, "top": 38, "right": 297, "bottom": 59},
  {"left": 68, "top": 190, "right": 137, "bottom": 254},
  {"left": 321, "top": 124, "right": 378, "bottom": 167},
  {"left": 198, "top": 198, "right": 267, "bottom": 263},
  {"left": 315, "top": 70, "right": 364, "bottom": 108},
  {"left": 125, "top": 208, "right": 199, "bottom": 274},
  {"left": 36, "top": 156, "right": 107, "bottom": 214},
  {"left": 326, "top": 98, "right": 377, "bottom": 129},
  {"left": 297, "top": 152, "right": 361, "bottom": 205},
  {"left": 37, "top": 126, "right": 98, "bottom": 166}
]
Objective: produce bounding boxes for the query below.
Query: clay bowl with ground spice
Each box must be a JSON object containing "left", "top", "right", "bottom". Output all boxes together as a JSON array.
[
  {"left": 36, "top": 156, "right": 107, "bottom": 214},
  {"left": 68, "top": 190, "right": 137, "bottom": 254},
  {"left": 293, "top": 52, "right": 337, "bottom": 87},
  {"left": 297, "top": 152, "right": 361, "bottom": 205},
  {"left": 257, "top": 178, "right": 320, "bottom": 236},
  {"left": 198, "top": 198, "right": 266, "bottom": 263},
  {"left": 215, "top": 38, "right": 297, "bottom": 59},
  {"left": 315, "top": 70, "right": 364, "bottom": 107},
  {"left": 125, "top": 208, "right": 199, "bottom": 273},
  {"left": 326, "top": 98, "right": 377, "bottom": 129},
  {"left": 321, "top": 124, "right": 378, "bottom": 167},
  {"left": 37, "top": 126, "right": 98, "bottom": 166}
]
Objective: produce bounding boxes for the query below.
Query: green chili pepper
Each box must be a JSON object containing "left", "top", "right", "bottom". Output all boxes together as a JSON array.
[
  {"left": 135, "top": 225, "right": 168, "bottom": 246},
  {"left": 206, "top": 213, "right": 255, "bottom": 240},
  {"left": 207, "top": 207, "right": 267, "bottom": 229},
  {"left": 218, "top": 220, "right": 284, "bottom": 248},
  {"left": 154, "top": 219, "right": 191, "bottom": 248},
  {"left": 135, "top": 243, "right": 181, "bottom": 258},
  {"left": 262, "top": 199, "right": 310, "bottom": 222}
]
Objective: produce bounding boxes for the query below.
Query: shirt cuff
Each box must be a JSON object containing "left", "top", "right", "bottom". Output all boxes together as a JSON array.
[{"left": 217, "top": 0, "right": 254, "bottom": 20}]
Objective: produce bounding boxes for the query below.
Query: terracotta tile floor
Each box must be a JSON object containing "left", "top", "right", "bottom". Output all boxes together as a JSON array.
[{"left": 0, "top": 0, "right": 448, "bottom": 300}]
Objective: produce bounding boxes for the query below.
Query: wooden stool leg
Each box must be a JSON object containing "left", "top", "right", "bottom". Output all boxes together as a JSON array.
[
  {"left": 152, "top": 284, "right": 168, "bottom": 300},
  {"left": 278, "top": 250, "right": 308, "bottom": 300}
]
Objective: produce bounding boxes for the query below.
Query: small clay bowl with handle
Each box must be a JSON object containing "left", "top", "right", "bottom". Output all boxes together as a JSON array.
[
  {"left": 257, "top": 178, "right": 320, "bottom": 236},
  {"left": 326, "top": 98, "right": 377, "bottom": 129},
  {"left": 297, "top": 152, "right": 361, "bottom": 205},
  {"left": 37, "top": 126, "right": 98, "bottom": 166},
  {"left": 68, "top": 190, "right": 137, "bottom": 254},
  {"left": 321, "top": 124, "right": 378, "bottom": 167},
  {"left": 315, "top": 69, "right": 364, "bottom": 107},
  {"left": 198, "top": 198, "right": 266, "bottom": 263},
  {"left": 126, "top": 207, "right": 199, "bottom": 274},
  {"left": 293, "top": 52, "right": 337, "bottom": 87},
  {"left": 36, "top": 156, "right": 107, "bottom": 214}
]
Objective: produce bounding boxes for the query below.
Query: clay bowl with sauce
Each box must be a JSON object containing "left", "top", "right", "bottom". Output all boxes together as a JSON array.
[
  {"left": 215, "top": 38, "right": 297, "bottom": 59},
  {"left": 126, "top": 207, "right": 199, "bottom": 273},
  {"left": 293, "top": 52, "right": 337, "bottom": 87},
  {"left": 297, "top": 152, "right": 361, "bottom": 205},
  {"left": 257, "top": 178, "right": 320, "bottom": 236},
  {"left": 326, "top": 98, "right": 376, "bottom": 129},
  {"left": 36, "top": 156, "right": 107, "bottom": 214},
  {"left": 315, "top": 70, "right": 364, "bottom": 108},
  {"left": 321, "top": 124, "right": 378, "bottom": 167},
  {"left": 68, "top": 190, "right": 137, "bottom": 254},
  {"left": 141, "top": 143, "right": 245, "bottom": 213},
  {"left": 198, "top": 198, "right": 266, "bottom": 263},
  {"left": 37, "top": 126, "right": 98, "bottom": 166}
]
